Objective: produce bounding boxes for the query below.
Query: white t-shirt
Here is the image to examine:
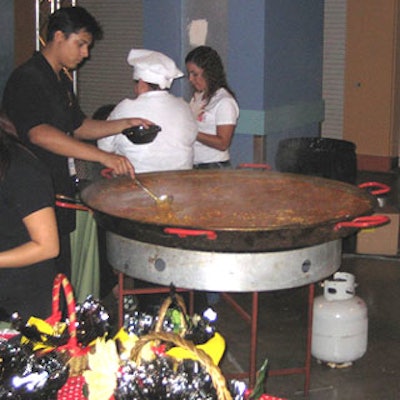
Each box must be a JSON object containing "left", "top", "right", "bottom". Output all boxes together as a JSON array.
[
  {"left": 190, "top": 87, "right": 239, "bottom": 164},
  {"left": 98, "top": 91, "right": 198, "bottom": 173}
]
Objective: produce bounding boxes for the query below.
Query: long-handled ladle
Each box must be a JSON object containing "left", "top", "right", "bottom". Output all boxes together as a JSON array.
[
  {"left": 101, "top": 168, "right": 173, "bottom": 206},
  {"left": 134, "top": 177, "right": 173, "bottom": 206}
]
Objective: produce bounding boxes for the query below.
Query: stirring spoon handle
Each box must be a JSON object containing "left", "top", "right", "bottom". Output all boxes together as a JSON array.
[{"left": 134, "top": 178, "right": 159, "bottom": 202}]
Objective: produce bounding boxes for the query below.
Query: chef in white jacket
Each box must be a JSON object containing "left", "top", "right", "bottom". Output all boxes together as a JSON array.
[{"left": 98, "top": 49, "right": 198, "bottom": 173}]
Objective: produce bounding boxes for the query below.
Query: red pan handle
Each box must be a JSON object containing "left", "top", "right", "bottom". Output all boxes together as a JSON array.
[
  {"left": 164, "top": 227, "right": 217, "bottom": 240},
  {"left": 334, "top": 215, "right": 390, "bottom": 231},
  {"left": 237, "top": 163, "right": 272, "bottom": 170},
  {"left": 55, "top": 200, "right": 90, "bottom": 212},
  {"left": 358, "top": 181, "right": 391, "bottom": 196}
]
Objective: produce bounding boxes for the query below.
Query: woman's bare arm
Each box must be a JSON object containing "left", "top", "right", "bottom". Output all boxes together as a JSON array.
[
  {"left": 0, "top": 207, "right": 59, "bottom": 268},
  {"left": 196, "top": 124, "right": 235, "bottom": 151}
]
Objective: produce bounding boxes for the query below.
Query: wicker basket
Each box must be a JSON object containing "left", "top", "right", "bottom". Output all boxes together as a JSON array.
[
  {"left": 153, "top": 292, "right": 189, "bottom": 335},
  {"left": 60, "top": 290, "right": 225, "bottom": 399},
  {"left": 46, "top": 274, "right": 92, "bottom": 376},
  {"left": 13, "top": 274, "right": 92, "bottom": 399},
  {"left": 130, "top": 330, "right": 233, "bottom": 400}
]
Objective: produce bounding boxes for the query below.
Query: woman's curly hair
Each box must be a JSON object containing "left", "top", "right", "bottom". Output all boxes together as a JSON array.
[{"left": 185, "top": 46, "right": 235, "bottom": 104}]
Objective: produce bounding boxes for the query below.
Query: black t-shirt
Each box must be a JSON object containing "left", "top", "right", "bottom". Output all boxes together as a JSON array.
[
  {"left": 0, "top": 143, "right": 57, "bottom": 319},
  {"left": 2, "top": 52, "right": 86, "bottom": 234},
  {"left": 0, "top": 144, "right": 54, "bottom": 251}
]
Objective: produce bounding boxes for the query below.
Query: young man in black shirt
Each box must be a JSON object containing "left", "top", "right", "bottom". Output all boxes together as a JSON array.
[{"left": 2, "top": 6, "right": 151, "bottom": 279}]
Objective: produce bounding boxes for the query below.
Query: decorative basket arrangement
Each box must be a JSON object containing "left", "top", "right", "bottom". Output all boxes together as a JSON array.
[
  {"left": 0, "top": 273, "right": 109, "bottom": 399},
  {"left": 0, "top": 274, "right": 286, "bottom": 400},
  {"left": 129, "top": 331, "right": 231, "bottom": 400}
]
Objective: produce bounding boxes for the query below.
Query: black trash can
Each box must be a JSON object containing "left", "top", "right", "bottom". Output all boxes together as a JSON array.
[{"left": 275, "top": 137, "right": 357, "bottom": 185}]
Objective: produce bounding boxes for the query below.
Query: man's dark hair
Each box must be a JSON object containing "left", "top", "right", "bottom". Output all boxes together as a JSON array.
[{"left": 46, "top": 6, "right": 103, "bottom": 42}]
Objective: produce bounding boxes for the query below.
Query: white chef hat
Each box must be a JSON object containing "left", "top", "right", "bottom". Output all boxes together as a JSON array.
[{"left": 127, "top": 49, "right": 184, "bottom": 90}]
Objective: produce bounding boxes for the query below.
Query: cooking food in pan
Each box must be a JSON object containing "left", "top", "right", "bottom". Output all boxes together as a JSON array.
[
  {"left": 80, "top": 170, "right": 379, "bottom": 252},
  {"left": 82, "top": 170, "right": 375, "bottom": 229}
]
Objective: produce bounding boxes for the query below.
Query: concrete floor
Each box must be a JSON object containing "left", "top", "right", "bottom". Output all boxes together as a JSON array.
[{"left": 215, "top": 253, "right": 400, "bottom": 400}]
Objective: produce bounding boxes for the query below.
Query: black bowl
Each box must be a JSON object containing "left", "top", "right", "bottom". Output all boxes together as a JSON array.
[{"left": 122, "top": 125, "right": 161, "bottom": 144}]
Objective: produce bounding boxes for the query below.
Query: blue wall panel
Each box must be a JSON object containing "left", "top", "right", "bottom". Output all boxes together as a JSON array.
[
  {"left": 264, "top": 0, "right": 324, "bottom": 166},
  {"left": 142, "top": 1, "right": 184, "bottom": 96},
  {"left": 265, "top": 0, "right": 324, "bottom": 107},
  {"left": 228, "top": 1, "right": 266, "bottom": 110},
  {"left": 141, "top": 1, "right": 324, "bottom": 167}
]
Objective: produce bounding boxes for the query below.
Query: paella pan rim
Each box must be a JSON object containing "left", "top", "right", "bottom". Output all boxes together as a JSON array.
[{"left": 80, "top": 169, "right": 376, "bottom": 252}]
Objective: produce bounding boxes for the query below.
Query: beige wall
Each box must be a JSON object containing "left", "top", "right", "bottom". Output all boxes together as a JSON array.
[{"left": 343, "top": 0, "right": 400, "bottom": 170}]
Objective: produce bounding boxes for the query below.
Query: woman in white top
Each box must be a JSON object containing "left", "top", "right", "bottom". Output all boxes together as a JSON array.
[{"left": 185, "top": 46, "right": 239, "bottom": 169}]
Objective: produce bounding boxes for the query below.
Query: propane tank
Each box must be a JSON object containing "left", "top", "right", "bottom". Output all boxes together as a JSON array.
[{"left": 311, "top": 272, "right": 368, "bottom": 367}]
